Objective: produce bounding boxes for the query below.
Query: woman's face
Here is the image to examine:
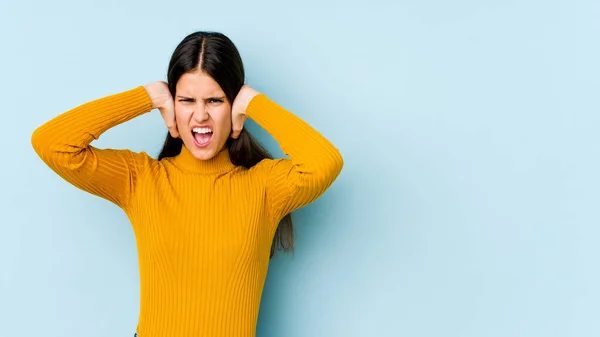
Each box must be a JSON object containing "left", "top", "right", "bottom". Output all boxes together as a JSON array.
[{"left": 174, "top": 70, "right": 232, "bottom": 161}]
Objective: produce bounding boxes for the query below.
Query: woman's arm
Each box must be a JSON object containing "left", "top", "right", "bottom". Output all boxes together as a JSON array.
[
  {"left": 236, "top": 87, "right": 344, "bottom": 223},
  {"left": 31, "top": 86, "right": 156, "bottom": 209}
]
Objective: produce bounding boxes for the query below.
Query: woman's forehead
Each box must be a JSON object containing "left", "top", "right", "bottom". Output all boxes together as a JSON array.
[{"left": 176, "top": 71, "right": 224, "bottom": 96}]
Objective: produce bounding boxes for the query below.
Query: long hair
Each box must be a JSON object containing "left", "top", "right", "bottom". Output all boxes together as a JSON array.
[{"left": 158, "top": 31, "right": 293, "bottom": 258}]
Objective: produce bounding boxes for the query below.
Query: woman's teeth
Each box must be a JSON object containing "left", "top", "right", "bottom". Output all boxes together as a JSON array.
[{"left": 193, "top": 127, "right": 212, "bottom": 134}]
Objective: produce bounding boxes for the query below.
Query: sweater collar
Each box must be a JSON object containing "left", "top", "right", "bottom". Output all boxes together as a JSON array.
[{"left": 171, "top": 145, "right": 236, "bottom": 174}]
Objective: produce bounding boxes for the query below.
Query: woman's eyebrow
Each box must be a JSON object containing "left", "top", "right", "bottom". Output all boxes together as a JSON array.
[{"left": 176, "top": 95, "right": 226, "bottom": 100}]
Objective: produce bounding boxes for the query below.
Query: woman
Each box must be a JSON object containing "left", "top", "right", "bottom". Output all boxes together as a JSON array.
[{"left": 31, "top": 31, "right": 343, "bottom": 337}]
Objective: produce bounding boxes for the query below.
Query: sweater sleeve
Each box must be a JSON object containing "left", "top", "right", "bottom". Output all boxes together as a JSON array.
[
  {"left": 245, "top": 94, "right": 344, "bottom": 224},
  {"left": 31, "top": 86, "right": 154, "bottom": 209}
]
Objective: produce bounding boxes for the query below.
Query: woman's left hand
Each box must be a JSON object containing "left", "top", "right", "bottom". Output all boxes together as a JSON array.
[{"left": 231, "top": 84, "right": 260, "bottom": 139}]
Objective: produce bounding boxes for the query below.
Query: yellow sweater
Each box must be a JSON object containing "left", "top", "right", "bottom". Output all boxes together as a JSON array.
[{"left": 31, "top": 86, "right": 343, "bottom": 336}]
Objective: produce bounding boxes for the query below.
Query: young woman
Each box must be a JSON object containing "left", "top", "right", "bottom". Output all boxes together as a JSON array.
[{"left": 31, "top": 31, "right": 343, "bottom": 337}]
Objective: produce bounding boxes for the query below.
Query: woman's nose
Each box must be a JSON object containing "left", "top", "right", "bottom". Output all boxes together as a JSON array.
[{"left": 193, "top": 107, "right": 209, "bottom": 122}]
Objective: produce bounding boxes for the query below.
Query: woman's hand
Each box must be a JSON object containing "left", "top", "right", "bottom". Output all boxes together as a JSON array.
[
  {"left": 231, "top": 84, "right": 260, "bottom": 139},
  {"left": 144, "top": 81, "right": 179, "bottom": 138}
]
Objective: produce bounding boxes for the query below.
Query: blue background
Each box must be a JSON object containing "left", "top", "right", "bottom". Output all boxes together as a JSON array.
[{"left": 1, "top": 1, "right": 599, "bottom": 336}]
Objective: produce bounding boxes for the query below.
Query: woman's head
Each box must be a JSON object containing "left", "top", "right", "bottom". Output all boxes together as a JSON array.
[
  {"left": 174, "top": 71, "right": 232, "bottom": 160},
  {"left": 166, "top": 31, "right": 244, "bottom": 161},
  {"left": 158, "top": 31, "right": 294, "bottom": 257}
]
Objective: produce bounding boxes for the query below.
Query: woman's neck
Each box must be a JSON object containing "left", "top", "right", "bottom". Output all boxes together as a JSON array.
[{"left": 171, "top": 145, "right": 236, "bottom": 174}]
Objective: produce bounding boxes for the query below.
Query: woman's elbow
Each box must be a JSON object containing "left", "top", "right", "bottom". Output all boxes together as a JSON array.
[
  {"left": 31, "top": 124, "right": 67, "bottom": 165},
  {"left": 329, "top": 148, "right": 344, "bottom": 179},
  {"left": 31, "top": 125, "right": 48, "bottom": 159},
  {"left": 314, "top": 148, "right": 344, "bottom": 187}
]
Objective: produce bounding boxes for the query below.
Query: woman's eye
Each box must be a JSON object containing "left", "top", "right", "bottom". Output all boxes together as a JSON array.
[{"left": 178, "top": 98, "right": 222, "bottom": 103}]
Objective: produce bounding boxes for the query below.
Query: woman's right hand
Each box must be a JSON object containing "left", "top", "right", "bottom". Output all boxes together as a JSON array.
[{"left": 144, "top": 81, "right": 179, "bottom": 138}]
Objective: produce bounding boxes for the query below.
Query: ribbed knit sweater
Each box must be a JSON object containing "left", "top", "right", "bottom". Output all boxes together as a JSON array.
[{"left": 31, "top": 86, "right": 343, "bottom": 337}]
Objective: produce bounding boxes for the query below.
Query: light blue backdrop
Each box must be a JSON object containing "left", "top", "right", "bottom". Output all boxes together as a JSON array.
[{"left": 1, "top": 1, "right": 598, "bottom": 336}]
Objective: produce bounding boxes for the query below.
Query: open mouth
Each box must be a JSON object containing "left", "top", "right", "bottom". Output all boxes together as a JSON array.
[{"left": 192, "top": 127, "right": 213, "bottom": 148}]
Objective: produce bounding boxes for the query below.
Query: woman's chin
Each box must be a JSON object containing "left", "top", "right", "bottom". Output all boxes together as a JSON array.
[
  {"left": 185, "top": 141, "right": 228, "bottom": 161},
  {"left": 191, "top": 147, "right": 216, "bottom": 161}
]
